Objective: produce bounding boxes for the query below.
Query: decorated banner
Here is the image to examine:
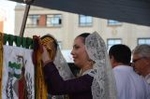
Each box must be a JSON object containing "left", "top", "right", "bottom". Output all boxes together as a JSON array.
[
  {"left": 0, "top": 33, "right": 67, "bottom": 99},
  {"left": 2, "top": 45, "right": 35, "bottom": 99},
  {"left": 0, "top": 33, "right": 49, "bottom": 99}
]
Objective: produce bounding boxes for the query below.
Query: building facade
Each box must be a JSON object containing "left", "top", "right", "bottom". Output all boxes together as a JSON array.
[
  {"left": 0, "top": 8, "right": 5, "bottom": 32},
  {"left": 15, "top": 5, "right": 150, "bottom": 51}
]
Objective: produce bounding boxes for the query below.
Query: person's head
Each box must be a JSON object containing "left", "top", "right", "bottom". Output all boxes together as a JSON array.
[
  {"left": 41, "top": 34, "right": 58, "bottom": 60},
  {"left": 132, "top": 44, "right": 150, "bottom": 77},
  {"left": 109, "top": 44, "right": 131, "bottom": 68},
  {"left": 71, "top": 33, "right": 92, "bottom": 68}
]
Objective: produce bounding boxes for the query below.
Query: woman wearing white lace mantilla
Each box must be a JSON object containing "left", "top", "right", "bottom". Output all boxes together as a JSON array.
[{"left": 41, "top": 32, "right": 117, "bottom": 99}]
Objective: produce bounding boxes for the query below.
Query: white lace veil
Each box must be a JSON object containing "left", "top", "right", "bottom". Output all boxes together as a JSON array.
[
  {"left": 41, "top": 34, "right": 74, "bottom": 80},
  {"left": 54, "top": 46, "right": 75, "bottom": 80},
  {"left": 85, "top": 32, "right": 117, "bottom": 99},
  {"left": 48, "top": 32, "right": 117, "bottom": 99}
]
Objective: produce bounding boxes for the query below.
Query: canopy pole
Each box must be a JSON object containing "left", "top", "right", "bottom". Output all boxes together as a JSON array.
[{"left": 19, "top": 0, "right": 34, "bottom": 37}]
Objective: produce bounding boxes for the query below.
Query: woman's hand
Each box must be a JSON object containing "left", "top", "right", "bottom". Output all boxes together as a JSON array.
[{"left": 42, "top": 46, "right": 52, "bottom": 66}]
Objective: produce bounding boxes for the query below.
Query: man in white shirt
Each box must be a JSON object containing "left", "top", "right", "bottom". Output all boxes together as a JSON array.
[
  {"left": 132, "top": 44, "right": 150, "bottom": 85},
  {"left": 109, "top": 44, "right": 150, "bottom": 99}
]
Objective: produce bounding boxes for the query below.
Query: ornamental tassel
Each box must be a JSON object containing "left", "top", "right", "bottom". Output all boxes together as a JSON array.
[{"left": 32, "top": 36, "right": 48, "bottom": 99}]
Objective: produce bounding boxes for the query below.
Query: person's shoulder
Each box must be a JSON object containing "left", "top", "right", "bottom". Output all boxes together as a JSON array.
[
  {"left": 113, "top": 65, "right": 132, "bottom": 78},
  {"left": 113, "top": 65, "right": 133, "bottom": 71},
  {"left": 83, "top": 69, "right": 96, "bottom": 77}
]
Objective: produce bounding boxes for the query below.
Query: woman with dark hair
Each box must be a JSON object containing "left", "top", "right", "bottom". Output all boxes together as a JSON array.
[{"left": 34, "top": 32, "right": 117, "bottom": 99}]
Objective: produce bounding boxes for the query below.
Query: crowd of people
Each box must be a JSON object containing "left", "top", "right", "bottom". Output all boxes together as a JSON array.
[
  {"left": 33, "top": 32, "right": 150, "bottom": 99},
  {"left": 109, "top": 44, "right": 150, "bottom": 99}
]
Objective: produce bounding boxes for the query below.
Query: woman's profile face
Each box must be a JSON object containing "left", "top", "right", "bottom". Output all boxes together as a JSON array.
[{"left": 71, "top": 36, "right": 89, "bottom": 68}]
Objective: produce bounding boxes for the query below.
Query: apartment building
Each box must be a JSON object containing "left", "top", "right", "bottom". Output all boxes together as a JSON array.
[{"left": 15, "top": 4, "right": 150, "bottom": 51}]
